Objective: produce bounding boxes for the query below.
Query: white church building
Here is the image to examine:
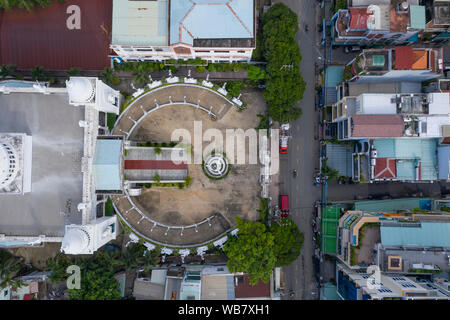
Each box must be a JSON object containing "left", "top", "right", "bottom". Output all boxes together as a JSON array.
[{"left": 0, "top": 78, "right": 123, "bottom": 254}]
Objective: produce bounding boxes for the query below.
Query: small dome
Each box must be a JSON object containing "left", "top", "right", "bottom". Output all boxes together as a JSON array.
[
  {"left": 61, "top": 227, "right": 90, "bottom": 254},
  {"left": 0, "top": 141, "right": 19, "bottom": 188},
  {"left": 66, "top": 77, "right": 95, "bottom": 103}
]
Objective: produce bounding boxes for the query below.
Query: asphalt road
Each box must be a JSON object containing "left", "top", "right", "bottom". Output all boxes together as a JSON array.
[{"left": 274, "top": 0, "right": 322, "bottom": 300}]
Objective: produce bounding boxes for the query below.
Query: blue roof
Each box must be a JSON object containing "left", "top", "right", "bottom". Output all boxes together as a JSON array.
[
  {"left": 372, "top": 138, "right": 438, "bottom": 180},
  {"left": 410, "top": 5, "right": 426, "bottom": 30},
  {"left": 381, "top": 222, "right": 450, "bottom": 247},
  {"left": 111, "top": 0, "right": 169, "bottom": 46},
  {"left": 94, "top": 140, "right": 122, "bottom": 191},
  {"left": 438, "top": 145, "right": 450, "bottom": 180},
  {"left": 169, "top": 0, "right": 254, "bottom": 45},
  {"left": 354, "top": 198, "right": 432, "bottom": 212}
]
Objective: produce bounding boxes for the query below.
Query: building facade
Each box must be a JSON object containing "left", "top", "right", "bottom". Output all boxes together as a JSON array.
[{"left": 110, "top": 0, "right": 256, "bottom": 63}]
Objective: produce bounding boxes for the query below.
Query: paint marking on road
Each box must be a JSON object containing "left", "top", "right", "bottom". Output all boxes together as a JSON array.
[
  {"left": 296, "top": 159, "right": 299, "bottom": 164},
  {"left": 297, "top": 145, "right": 299, "bottom": 151},
  {"left": 296, "top": 185, "right": 299, "bottom": 191}
]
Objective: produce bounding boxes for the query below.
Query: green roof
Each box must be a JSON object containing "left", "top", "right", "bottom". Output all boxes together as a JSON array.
[
  {"left": 410, "top": 5, "right": 426, "bottom": 30},
  {"left": 321, "top": 206, "right": 340, "bottom": 254}
]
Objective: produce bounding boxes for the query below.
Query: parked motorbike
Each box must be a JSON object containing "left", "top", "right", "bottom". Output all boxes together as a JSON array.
[{"left": 293, "top": 170, "right": 298, "bottom": 178}]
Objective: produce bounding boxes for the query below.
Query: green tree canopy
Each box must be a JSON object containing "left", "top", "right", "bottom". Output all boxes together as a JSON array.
[
  {"left": 224, "top": 217, "right": 277, "bottom": 285},
  {"left": 0, "top": 250, "right": 23, "bottom": 288},
  {"left": 270, "top": 219, "right": 304, "bottom": 267},
  {"left": 260, "top": 3, "right": 305, "bottom": 124}
]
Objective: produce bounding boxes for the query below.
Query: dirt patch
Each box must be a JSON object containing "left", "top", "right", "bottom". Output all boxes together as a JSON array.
[
  {"left": 356, "top": 225, "right": 381, "bottom": 265},
  {"left": 131, "top": 89, "right": 265, "bottom": 227}
]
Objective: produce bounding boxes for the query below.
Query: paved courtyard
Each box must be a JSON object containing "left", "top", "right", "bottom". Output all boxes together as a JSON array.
[{"left": 113, "top": 85, "right": 266, "bottom": 246}]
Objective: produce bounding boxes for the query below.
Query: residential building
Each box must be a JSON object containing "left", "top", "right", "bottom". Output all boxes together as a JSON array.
[
  {"left": 344, "top": 46, "right": 444, "bottom": 83},
  {"left": 0, "top": 271, "right": 50, "bottom": 300},
  {"left": 110, "top": 0, "right": 255, "bottom": 63},
  {"left": 335, "top": 209, "right": 450, "bottom": 270},
  {"left": 132, "top": 264, "right": 279, "bottom": 300},
  {"left": 337, "top": 262, "right": 450, "bottom": 299},
  {"left": 332, "top": 92, "right": 450, "bottom": 140},
  {"left": 331, "top": 0, "right": 426, "bottom": 46},
  {"left": 422, "top": 0, "right": 450, "bottom": 44},
  {"left": 0, "top": 78, "right": 122, "bottom": 253}
]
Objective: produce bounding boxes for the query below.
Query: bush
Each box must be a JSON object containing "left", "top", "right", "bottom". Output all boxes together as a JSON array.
[
  {"left": 247, "top": 65, "right": 266, "bottom": 81},
  {"left": 225, "top": 81, "right": 243, "bottom": 97},
  {"left": 196, "top": 66, "right": 205, "bottom": 73}
]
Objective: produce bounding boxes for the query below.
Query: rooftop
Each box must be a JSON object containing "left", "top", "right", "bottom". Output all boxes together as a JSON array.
[
  {"left": 0, "top": 93, "right": 85, "bottom": 237},
  {"left": 111, "top": 0, "right": 169, "bottom": 46},
  {"left": 351, "top": 114, "right": 405, "bottom": 137},
  {"left": 381, "top": 221, "right": 450, "bottom": 247},
  {"left": 93, "top": 139, "right": 122, "bottom": 191},
  {"left": 372, "top": 138, "right": 438, "bottom": 180},
  {"left": 354, "top": 198, "right": 432, "bottom": 212},
  {"left": 438, "top": 145, "right": 450, "bottom": 180},
  {"left": 433, "top": 0, "right": 450, "bottom": 25},
  {"left": 169, "top": 0, "right": 254, "bottom": 46},
  {"left": 0, "top": 0, "right": 112, "bottom": 70},
  {"left": 234, "top": 274, "right": 271, "bottom": 299}
]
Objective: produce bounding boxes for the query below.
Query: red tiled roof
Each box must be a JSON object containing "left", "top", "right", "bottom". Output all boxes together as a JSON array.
[
  {"left": 394, "top": 46, "right": 414, "bottom": 70},
  {"left": 351, "top": 115, "right": 404, "bottom": 137},
  {"left": 374, "top": 158, "right": 397, "bottom": 179},
  {"left": 0, "top": 0, "right": 112, "bottom": 70},
  {"left": 124, "top": 160, "right": 187, "bottom": 170},
  {"left": 349, "top": 8, "right": 370, "bottom": 30},
  {"left": 234, "top": 274, "right": 270, "bottom": 299}
]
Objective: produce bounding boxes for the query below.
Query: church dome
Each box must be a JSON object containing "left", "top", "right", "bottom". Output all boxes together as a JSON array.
[
  {"left": 66, "top": 77, "right": 95, "bottom": 103},
  {"left": 61, "top": 227, "right": 90, "bottom": 254},
  {"left": 0, "top": 141, "right": 19, "bottom": 189}
]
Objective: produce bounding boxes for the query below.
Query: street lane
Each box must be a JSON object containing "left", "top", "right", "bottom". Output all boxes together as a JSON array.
[{"left": 273, "top": 0, "right": 322, "bottom": 300}]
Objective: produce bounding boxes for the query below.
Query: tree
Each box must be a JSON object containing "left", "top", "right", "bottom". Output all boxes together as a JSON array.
[
  {"left": 31, "top": 65, "right": 48, "bottom": 81},
  {"left": 46, "top": 253, "right": 71, "bottom": 283},
  {"left": 225, "top": 81, "right": 243, "bottom": 97},
  {"left": 66, "top": 67, "right": 80, "bottom": 77},
  {"left": 260, "top": 3, "right": 305, "bottom": 124},
  {"left": 247, "top": 65, "right": 265, "bottom": 81},
  {"left": 270, "top": 219, "right": 304, "bottom": 267},
  {"left": 120, "top": 244, "right": 144, "bottom": 270},
  {"left": 0, "top": 250, "right": 23, "bottom": 288},
  {"left": 0, "top": 64, "right": 17, "bottom": 79},
  {"left": 321, "top": 157, "right": 339, "bottom": 181},
  {"left": 68, "top": 266, "right": 121, "bottom": 300},
  {"left": 141, "top": 247, "right": 161, "bottom": 274},
  {"left": 224, "top": 217, "right": 277, "bottom": 285}
]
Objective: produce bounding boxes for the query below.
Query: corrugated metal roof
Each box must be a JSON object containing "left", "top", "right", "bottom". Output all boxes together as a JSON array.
[
  {"left": 410, "top": 5, "right": 426, "bottom": 30},
  {"left": 381, "top": 222, "right": 450, "bottom": 247},
  {"left": 325, "top": 143, "right": 353, "bottom": 177},
  {"left": 169, "top": 0, "right": 253, "bottom": 46},
  {"left": 372, "top": 138, "right": 438, "bottom": 181},
  {"left": 94, "top": 139, "right": 122, "bottom": 191},
  {"left": 111, "top": 0, "right": 168, "bottom": 46},
  {"left": 351, "top": 115, "right": 404, "bottom": 137},
  {"left": 438, "top": 145, "right": 450, "bottom": 180},
  {"left": 0, "top": 0, "right": 112, "bottom": 70},
  {"left": 354, "top": 198, "right": 432, "bottom": 212}
]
